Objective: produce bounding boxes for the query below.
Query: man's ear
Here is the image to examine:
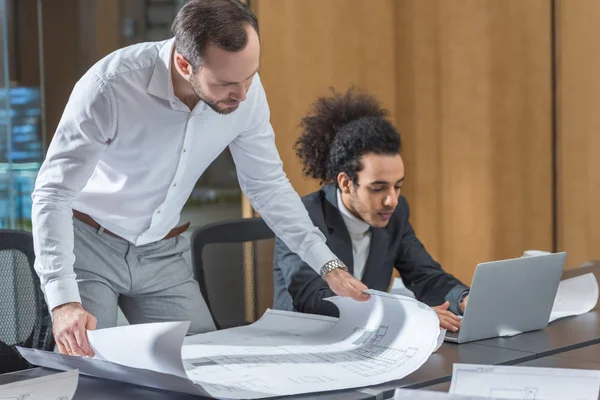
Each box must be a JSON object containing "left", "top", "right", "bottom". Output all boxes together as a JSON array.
[
  {"left": 174, "top": 52, "right": 194, "bottom": 79},
  {"left": 337, "top": 172, "right": 352, "bottom": 194}
]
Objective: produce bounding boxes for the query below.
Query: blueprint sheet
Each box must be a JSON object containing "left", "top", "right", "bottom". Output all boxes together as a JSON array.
[
  {"left": 19, "top": 291, "right": 441, "bottom": 399},
  {"left": 182, "top": 290, "right": 441, "bottom": 398},
  {"left": 449, "top": 363, "right": 600, "bottom": 400},
  {"left": 0, "top": 370, "right": 78, "bottom": 400}
]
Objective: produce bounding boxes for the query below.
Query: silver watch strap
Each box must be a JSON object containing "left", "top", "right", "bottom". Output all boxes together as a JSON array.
[{"left": 320, "top": 259, "right": 348, "bottom": 279}]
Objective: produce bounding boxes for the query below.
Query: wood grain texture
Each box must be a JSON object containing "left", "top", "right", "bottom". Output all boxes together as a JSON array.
[
  {"left": 40, "top": 0, "right": 81, "bottom": 141},
  {"left": 256, "top": 0, "right": 553, "bottom": 284},
  {"left": 395, "top": 0, "right": 553, "bottom": 283},
  {"left": 556, "top": 0, "right": 600, "bottom": 268},
  {"left": 254, "top": 0, "right": 397, "bottom": 196}
]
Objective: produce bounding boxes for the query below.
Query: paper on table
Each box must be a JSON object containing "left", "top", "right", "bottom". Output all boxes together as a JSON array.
[
  {"left": 449, "top": 363, "right": 600, "bottom": 400},
  {"left": 394, "top": 388, "right": 494, "bottom": 399},
  {"left": 183, "top": 309, "right": 337, "bottom": 347},
  {"left": 19, "top": 291, "right": 441, "bottom": 399},
  {"left": 19, "top": 313, "right": 335, "bottom": 399},
  {"left": 0, "top": 369, "right": 78, "bottom": 400},
  {"left": 87, "top": 320, "right": 190, "bottom": 378},
  {"left": 182, "top": 290, "right": 441, "bottom": 399},
  {"left": 17, "top": 346, "right": 208, "bottom": 397},
  {"left": 435, "top": 328, "right": 446, "bottom": 352},
  {"left": 549, "top": 273, "right": 599, "bottom": 323}
]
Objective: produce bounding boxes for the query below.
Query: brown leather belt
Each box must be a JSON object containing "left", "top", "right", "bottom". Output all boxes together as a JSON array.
[{"left": 73, "top": 210, "right": 190, "bottom": 242}]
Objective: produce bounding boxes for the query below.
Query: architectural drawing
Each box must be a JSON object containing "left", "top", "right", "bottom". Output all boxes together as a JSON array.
[
  {"left": 19, "top": 292, "right": 442, "bottom": 399},
  {"left": 450, "top": 364, "right": 600, "bottom": 400},
  {"left": 0, "top": 370, "right": 77, "bottom": 400}
]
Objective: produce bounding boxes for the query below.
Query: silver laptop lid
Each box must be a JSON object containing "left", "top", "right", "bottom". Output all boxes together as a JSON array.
[{"left": 457, "top": 252, "right": 567, "bottom": 343}]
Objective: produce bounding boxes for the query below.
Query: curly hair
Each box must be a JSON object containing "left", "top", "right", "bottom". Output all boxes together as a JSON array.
[{"left": 294, "top": 88, "right": 401, "bottom": 185}]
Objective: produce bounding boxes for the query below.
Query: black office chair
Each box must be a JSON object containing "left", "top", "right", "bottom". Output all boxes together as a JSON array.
[
  {"left": 191, "top": 218, "right": 275, "bottom": 330},
  {"left": 0, "top": 230, "right": 54, "bottom": 373}
]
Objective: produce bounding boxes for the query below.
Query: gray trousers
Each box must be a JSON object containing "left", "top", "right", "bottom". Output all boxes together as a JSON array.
[{"left": 72, "top": 217, "right": 216, "bottom": 334}]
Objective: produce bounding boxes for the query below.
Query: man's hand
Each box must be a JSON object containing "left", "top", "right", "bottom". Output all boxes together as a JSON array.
[
  {"left": 459, "top": 295, "right": 469, "bottom": 314},
  {"left": 324, "top": 268, "right": 370, "bottom": 302},
  {"left": 433, "top": 301, "right": 462, "bottom": 332},
  {"left": 52, "top": 302, "right": 97, "bottom": 357}
]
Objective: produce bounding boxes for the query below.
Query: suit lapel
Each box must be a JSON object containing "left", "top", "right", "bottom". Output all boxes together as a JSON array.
[
  {"left": 322, "top": 185, "right": 354, "bottom": 274},
  {"left": 361, "top": 227, "right": 389, "bottom": 286}
]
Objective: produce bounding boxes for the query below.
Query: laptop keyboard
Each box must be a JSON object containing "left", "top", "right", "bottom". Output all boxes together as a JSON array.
[{"left": 446, "top": 330, "right": 459, "bottom": 340}]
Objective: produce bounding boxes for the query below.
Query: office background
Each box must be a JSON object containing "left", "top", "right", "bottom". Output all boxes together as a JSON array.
[{"left": 0, "top": 0, "right": 598, "bottom": 302}]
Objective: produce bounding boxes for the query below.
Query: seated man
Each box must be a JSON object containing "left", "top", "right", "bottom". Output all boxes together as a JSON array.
[{"left": 272, "top": 88, "right": 469, "bottom": 332}]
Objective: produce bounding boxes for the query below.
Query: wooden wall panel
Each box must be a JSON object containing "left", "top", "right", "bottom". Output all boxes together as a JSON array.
[
  {"left": 396, "top": 0, "right": 553, "bottom": 283},
  {"left": 256, "top": 0, "right": 553, "bottom": 285},
  {"left": 10, "top": 0, "right": 40, "bottom": 86},
  {"left": 556, "top": 0, "right": 600, "bottom": 267},
  {"left": 254, "top": 0, "right": 397, "bottom": 197},
  {"left": 40, "top": 0, "right": 80, "bottom": 143}
]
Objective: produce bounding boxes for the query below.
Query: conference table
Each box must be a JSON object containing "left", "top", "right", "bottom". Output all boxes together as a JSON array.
[{"left": 3, "top": 262, "right": 599, "bottom": 399}]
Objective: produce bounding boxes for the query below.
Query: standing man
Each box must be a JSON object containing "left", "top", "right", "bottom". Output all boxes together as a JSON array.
[{"left": 32, "top": 0, "right": 367, "bottom": 358}]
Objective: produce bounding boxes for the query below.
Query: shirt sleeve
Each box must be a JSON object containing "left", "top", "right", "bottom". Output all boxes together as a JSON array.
[
  {"left": 228, "top": 76, "right": 337, "bottom": 273},
  {"left": 32, "top": 72, "right": 116, "bottom": 311}
]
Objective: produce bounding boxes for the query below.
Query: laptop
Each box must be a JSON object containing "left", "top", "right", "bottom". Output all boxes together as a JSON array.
[{"left": 445, "top": 252, "right": 567, "bottom": 344}]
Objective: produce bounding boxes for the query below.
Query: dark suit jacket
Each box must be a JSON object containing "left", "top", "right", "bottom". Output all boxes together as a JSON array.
[{"left": 273, "top": 184, "right": 469, "bottom": 317}]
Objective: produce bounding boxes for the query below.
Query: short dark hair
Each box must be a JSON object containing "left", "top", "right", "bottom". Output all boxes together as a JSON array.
[
  {"left": 171, "top": 0, "right": 259, "bottom": 68},
  {"left": 294, "top": 88, "right": 402, "bottom": 185}
]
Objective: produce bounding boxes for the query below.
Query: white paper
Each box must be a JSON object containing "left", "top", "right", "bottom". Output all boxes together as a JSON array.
[
  {"left": 183, "top": 309, "right": 337, "bottom": 348},
  {"left": 0, "top": 369, "right": 78, "bottom": 400},
  {"left": 182, "top": 290, "right": 440, "bottom": 399},
  {"left": 549, "top": 273, "right": 599, "bottom": 323},
  {"left": 522, "top": 250, "right": 551, "bottom": 258},
  {"left": 19, "top": 291, "right": 441, "bottom": 399},
  {"left": 394, "top": 388, "right": 493, "bottom": 399},
  {"left": 17, "top": 346, "right": 208, "bottom": 397},
  {"left": 87, "top": 320, "right": 190, "bottom": 377},
  {"left": 435, "top": 328, "right": 447, "bottom": 351},
  {"left": 449, "top": 363, "right": 600, "bottom": 400}
]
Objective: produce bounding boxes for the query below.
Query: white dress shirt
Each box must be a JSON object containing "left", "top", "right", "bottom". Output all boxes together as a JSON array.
[
  {"left": 32, "top": 38, "right": 336, "bottom": 311},
  {"left": 337, "top": 190, "right": 371, "bottom": 280}
]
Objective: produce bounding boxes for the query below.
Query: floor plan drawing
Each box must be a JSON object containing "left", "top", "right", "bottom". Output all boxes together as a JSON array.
[
  {"left": 450, "top": 364, "right": 600, "bottom": 400},
  {"left": 19, "top": 291, "right": 442, "bottom": 399},
  {"left": 182, "top": 291, "right": 441, "bottom": 398},
  {"left": 0, "top": 370, "right": 77, "bottom": 400}
]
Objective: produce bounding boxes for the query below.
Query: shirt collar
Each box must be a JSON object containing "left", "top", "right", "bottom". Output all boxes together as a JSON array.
[
  {"left": 336, "top": 189, "right": 370, "bottom": 236},
  {"left": 146, "top": 38, "right": 177, "bottom": 101}
]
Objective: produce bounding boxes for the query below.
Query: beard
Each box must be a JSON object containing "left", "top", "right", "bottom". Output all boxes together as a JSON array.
[{"left": 189, "top": 77, "right": 239, "bottom": 115}]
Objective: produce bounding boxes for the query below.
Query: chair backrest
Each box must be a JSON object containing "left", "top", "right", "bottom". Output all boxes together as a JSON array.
[
  {"left": 0, "top": 230, "right": 54, "bottom": 372},
  {"left": 191, "top": 218, "right": 275, "bottom": 330}
]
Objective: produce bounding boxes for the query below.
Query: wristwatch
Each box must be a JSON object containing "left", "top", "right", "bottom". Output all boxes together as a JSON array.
[{"left": 320, "top": 259, "right": 349, "bottom": 279}]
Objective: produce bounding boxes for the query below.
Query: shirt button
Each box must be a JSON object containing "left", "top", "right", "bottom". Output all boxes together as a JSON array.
[
  {"left": 173, "top": 183, "right": 177, "bottom": 187},
  {"left": 157, "top": 210, "right": 161, "bottom": 214},
  {"left": 183, "top": 148, "right": 187, "bottom": 153}
]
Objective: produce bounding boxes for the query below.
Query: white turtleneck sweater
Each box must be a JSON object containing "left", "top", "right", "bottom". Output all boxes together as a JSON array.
[{"left": 337, "top": 190, "right": 372, "bottom": 280}]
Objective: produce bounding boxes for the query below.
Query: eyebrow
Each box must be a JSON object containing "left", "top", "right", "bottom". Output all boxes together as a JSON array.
[
  {"left": 369, "top": 178, "right": 405, "bottom": 185},
  {"left": 217, "top": 68, "right": 260, "bottom": 85}
]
